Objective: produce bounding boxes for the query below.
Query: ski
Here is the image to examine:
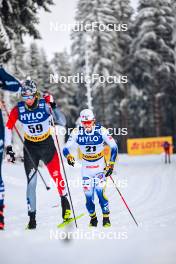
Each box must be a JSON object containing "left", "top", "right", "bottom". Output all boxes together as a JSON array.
[
  {"left": 57, "top": 213, "right": 85, "bottom": 228},
  {"left": 25, "top": 226, "right": 36, "bottom": 230}
]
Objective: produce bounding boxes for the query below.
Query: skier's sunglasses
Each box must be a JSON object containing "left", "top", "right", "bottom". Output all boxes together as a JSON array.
[
  {"left": 22, "top": 95, "right": 34, "bottom": 101},
  {"left": 81, "top": 120, "right": 94, "bottom": 125}
]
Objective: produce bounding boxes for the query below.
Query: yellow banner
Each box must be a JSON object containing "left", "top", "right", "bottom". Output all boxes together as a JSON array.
[{"left": 127, "top": 136, "right": 173, "bottom": 155}]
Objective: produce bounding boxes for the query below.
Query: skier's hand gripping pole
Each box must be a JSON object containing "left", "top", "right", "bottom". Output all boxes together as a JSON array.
[
  {"left": 6, "top": 145, "right": 15, "bottom": 163},
  {"left": 105, "top": 161, "right": 114, "bottom": 177},
  {"left": 66, "top": 154, "right": 75, "bottom": 167}
]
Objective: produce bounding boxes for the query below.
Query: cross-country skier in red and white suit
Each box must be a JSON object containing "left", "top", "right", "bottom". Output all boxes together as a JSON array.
[{"left": 5, "top": 80, "right": 71, "bottom": 229}]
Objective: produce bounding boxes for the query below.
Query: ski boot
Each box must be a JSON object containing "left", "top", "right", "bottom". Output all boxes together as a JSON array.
[
  {"left": 89, "top": 212, "right": 98, "bottom": 227},
  {"left": 27, "top": 211, "right": 37, "bottom": 229},
  {"left": 0, "top": 205, "right": 4, "bottom": 230},
  {"left": 61, "top": 195, "right": 71, "bottom": 221},
  {"left": 103, "top": 214, "right": 111, "bottom": 227}
]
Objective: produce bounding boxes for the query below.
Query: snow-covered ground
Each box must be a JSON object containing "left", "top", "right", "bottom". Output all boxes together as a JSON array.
[{"left": 0, "top": 154, "right": 176, "bottom": 264}]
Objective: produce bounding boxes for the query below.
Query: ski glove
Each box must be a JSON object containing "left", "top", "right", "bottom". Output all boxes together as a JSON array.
[
  {"left": 6, "top": 145, "right": 15, "bottom": 163},
  {"left": 43, "top": 92, "right": 56, "bottom": 109},
  {"left": 66, "top": 154, "right": 75, "bottom": 167},
  {"left": 105, "top": 162, "right": 115, "bottom": 177}
]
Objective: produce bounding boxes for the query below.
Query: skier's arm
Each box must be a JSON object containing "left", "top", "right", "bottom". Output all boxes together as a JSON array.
[
  {"left": 101, "top": 127, "right": 118, "bottom": 177},
  {"left": 101, "top": 127, "right": 118, "bottom": 164},
  {"left": 5, "top": 106, "right": 18, "bottom": 146},
  {"left": 63, "top": 128, "right": 78, "bottom": 166},
  {"left": 44, "top": 94, "right": 66, "bottom": 127},
  {"left": 43, "top": 92, "right": 56, "bottom": 109},
  {"left": 4, "top": 106, "right": 18, "bottom": 163},
  {"left": 0, "top": 103, "right": 4, "bottom": 141},
  {"left": 0, "top": 67, "right": 21, "bottom": 92}
]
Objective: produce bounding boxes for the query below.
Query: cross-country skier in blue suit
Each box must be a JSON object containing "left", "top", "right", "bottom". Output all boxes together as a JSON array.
[
  {"left": 63, "top": 109, "right": 118, "bottom": 227},
  {"left": 0, "top": 67, "right": 21, "bottom": 229}
]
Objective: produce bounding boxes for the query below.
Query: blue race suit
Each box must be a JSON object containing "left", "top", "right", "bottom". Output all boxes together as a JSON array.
[
  {"left": 0, "top": 67, "right": 21, "bottom": 209},
  {"left": 0, "top": 110, "right": 5, "bottom": 207}
]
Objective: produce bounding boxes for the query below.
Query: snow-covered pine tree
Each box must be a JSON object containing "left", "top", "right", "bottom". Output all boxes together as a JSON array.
[
  {"left": 90, "top": 0, "right": 124, "bottom": 127},
  {"left": 72, "top": 0, "right": 127, "bottom": 129},
  {"left": 116, "top": 0, "right": 133, "bottom": 55},
  {"left": 37, "top": 48, "right": 52, "bottom": 91},
  {"left": 108, "top": 0, "right": 133, "bottom": 151},
  {"left": 71, "top": 0, "right": 94, "bottom": 113},
  {"left": 50, "top": 51, "right": 78, "bottom": 128},
  {"left": 7, "top": 39, "right": 28, "bottom": 80},
  {"left": 0, "top": 17, "right": 11, "bottom": 62},
  {"left": 26, "top": 42, "right": 41, "bottom": 83},
  {"left": 129, "top": 0, "right": 176, "bottom": 137},
  {"left": 171, "top": 0, "right": 176, "bottom": 144},
  {"left": 0, "top": 0, "right": 53, "bottom": 62}
]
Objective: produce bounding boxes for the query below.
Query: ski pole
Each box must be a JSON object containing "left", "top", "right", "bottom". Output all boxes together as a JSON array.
[
  {"left": 110, "top": 175, "right": 138, "bottom": 227},
  {"left": 3, "top": 102, "right": 50, "bottom": 191},
  {"left": 50, "top": 110, "right": 78, "bottom": 228}
]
